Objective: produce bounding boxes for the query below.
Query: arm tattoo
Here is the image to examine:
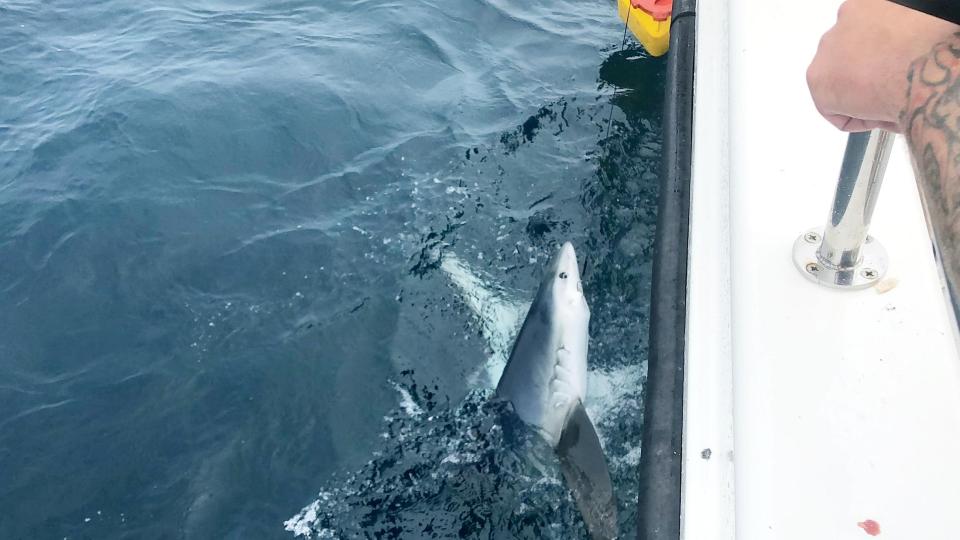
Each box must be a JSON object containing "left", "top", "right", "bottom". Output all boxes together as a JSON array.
[{"left": 903, "top": 34, "right": 960, "bottom": 306}]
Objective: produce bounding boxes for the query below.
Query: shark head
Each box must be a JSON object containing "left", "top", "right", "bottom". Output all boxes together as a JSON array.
[{"left": 543, "top": 242, "right": 589, "bottom": 317}]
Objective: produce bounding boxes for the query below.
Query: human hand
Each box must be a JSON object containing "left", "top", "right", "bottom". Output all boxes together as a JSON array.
[{"left": 806, "top": 0, "right": 959, "bottom": 132}]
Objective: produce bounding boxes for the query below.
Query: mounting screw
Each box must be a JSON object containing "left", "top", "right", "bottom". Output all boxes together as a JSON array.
[{"left": 794, "top": 227, "right": 889, "bottom": 290}]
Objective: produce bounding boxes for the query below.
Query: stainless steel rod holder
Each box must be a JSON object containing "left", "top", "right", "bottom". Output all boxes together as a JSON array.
[{"left": 794, "top": 129, "right": 894, "bottom": 289}]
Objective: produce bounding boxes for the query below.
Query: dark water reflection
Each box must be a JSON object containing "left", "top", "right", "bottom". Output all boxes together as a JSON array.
[{"left": 0, "top": 0, "right": 664, "bottom": 537}]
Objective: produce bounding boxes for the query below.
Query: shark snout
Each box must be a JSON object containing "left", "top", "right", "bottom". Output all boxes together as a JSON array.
[
  {"left": 557, "top": 242, "right": 580, "bottom": 281},
  {"left": 554, "top": 242, "right": 585, "bottom": 300}
]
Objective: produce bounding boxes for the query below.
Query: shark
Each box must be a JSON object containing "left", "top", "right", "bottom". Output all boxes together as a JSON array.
[
  {"left": 445, "top": 242, "right": 618, "bottom": 539},
  {"left": 284, "top": 243, "right": 628, "bottom": 539}
]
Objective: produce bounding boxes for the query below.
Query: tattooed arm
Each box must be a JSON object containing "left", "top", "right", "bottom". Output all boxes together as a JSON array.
[
  {"left": 807, "top": 1, "right": 960, "bottom": 303},
  {"left": 903, "top": 37, "right": 960, "bottom": 301}
]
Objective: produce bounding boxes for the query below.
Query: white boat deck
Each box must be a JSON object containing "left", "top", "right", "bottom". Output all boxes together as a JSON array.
[{"left": 683, "top": 1, "right": 960, "bottom": 538}]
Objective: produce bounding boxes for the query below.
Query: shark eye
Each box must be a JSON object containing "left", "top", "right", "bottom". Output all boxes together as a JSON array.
[{"left": 559, "top": 272, "right": 568, "bottom": 279}]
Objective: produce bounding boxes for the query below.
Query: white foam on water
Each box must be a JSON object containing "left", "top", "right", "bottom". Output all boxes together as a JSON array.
[
  {"left": 612, "top": 444, "right": 643, "bottom": 468},
  {"left": 284, "top": 499, "right": 319, "bottom": 537},
  {"left": 390, "top": 381, "right": 424, "bottom": 417},
  {"left": 585, "top": 363, "right": 644, "bottom": 428},
  {"left": 285, "top": 496, "right": 340, "bottom": 538}
]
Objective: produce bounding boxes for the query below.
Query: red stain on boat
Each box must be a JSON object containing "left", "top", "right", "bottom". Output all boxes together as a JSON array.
[{"left": 857, "top": 519, "right": 881, "bottom": 536}]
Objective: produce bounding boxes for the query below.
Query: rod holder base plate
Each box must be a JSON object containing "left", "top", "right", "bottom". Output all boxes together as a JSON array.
[{"left": 793, "top": 228, "right": 888, "bottom": 290}]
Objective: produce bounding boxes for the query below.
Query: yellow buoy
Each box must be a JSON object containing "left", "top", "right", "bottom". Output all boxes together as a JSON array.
[{"left": 617, "top": 0, "right": 671, "bottom": 57}]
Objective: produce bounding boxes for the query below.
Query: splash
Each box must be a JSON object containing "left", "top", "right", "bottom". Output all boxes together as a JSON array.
[{"left": 284, "top": 386, "right": 584, "bottom": 539}]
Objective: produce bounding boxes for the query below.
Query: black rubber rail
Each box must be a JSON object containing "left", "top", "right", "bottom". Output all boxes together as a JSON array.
[{"left": 636, "top": 1, "right": 696, "bottom": 539}]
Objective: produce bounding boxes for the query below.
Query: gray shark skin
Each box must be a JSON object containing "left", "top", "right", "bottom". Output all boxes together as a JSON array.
[{"left": 496, "top": 242, "right": 618, "bottom": 540}]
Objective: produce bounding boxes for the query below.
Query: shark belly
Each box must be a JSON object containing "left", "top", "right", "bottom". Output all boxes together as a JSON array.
[{"left": 495, "top": 298, "right": 589, "bottom": 441}]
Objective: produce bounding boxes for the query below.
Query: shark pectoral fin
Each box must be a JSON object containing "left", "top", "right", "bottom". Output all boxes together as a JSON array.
[{"left": 556, "top": 400, "right": 618, "bottom": 540}]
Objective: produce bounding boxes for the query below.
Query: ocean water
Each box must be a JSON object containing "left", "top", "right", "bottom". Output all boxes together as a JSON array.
[{"left": 0, "top": 0, "right": 664, "bottom": 538}]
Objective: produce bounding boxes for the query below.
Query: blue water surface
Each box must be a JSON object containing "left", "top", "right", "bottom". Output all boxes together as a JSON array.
[{"left": 0, "top": 0, "right": 664, "bottom": 537}]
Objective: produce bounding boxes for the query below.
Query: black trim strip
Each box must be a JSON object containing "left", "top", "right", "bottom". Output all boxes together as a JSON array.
[
  {"left": 888, "top": 0, "right": 960, "bottom": 26},
  {"left": 636, "top": 1, "right": 695, "bottom": 539}
]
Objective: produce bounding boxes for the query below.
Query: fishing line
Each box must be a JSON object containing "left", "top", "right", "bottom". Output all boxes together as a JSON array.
[{"left": 604, "top": 6, "right": 632, "bottom": 141}]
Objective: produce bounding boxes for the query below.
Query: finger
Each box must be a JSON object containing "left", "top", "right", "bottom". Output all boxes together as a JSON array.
[
  {"left": 824, "top": 114, "right": 899, "bottom": 133},
  {"left": 824, "top": 113, "right": 859, "bottom": 131},
  {"left": 842, "top": 118, "right": 901, "bottom": 133}
]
